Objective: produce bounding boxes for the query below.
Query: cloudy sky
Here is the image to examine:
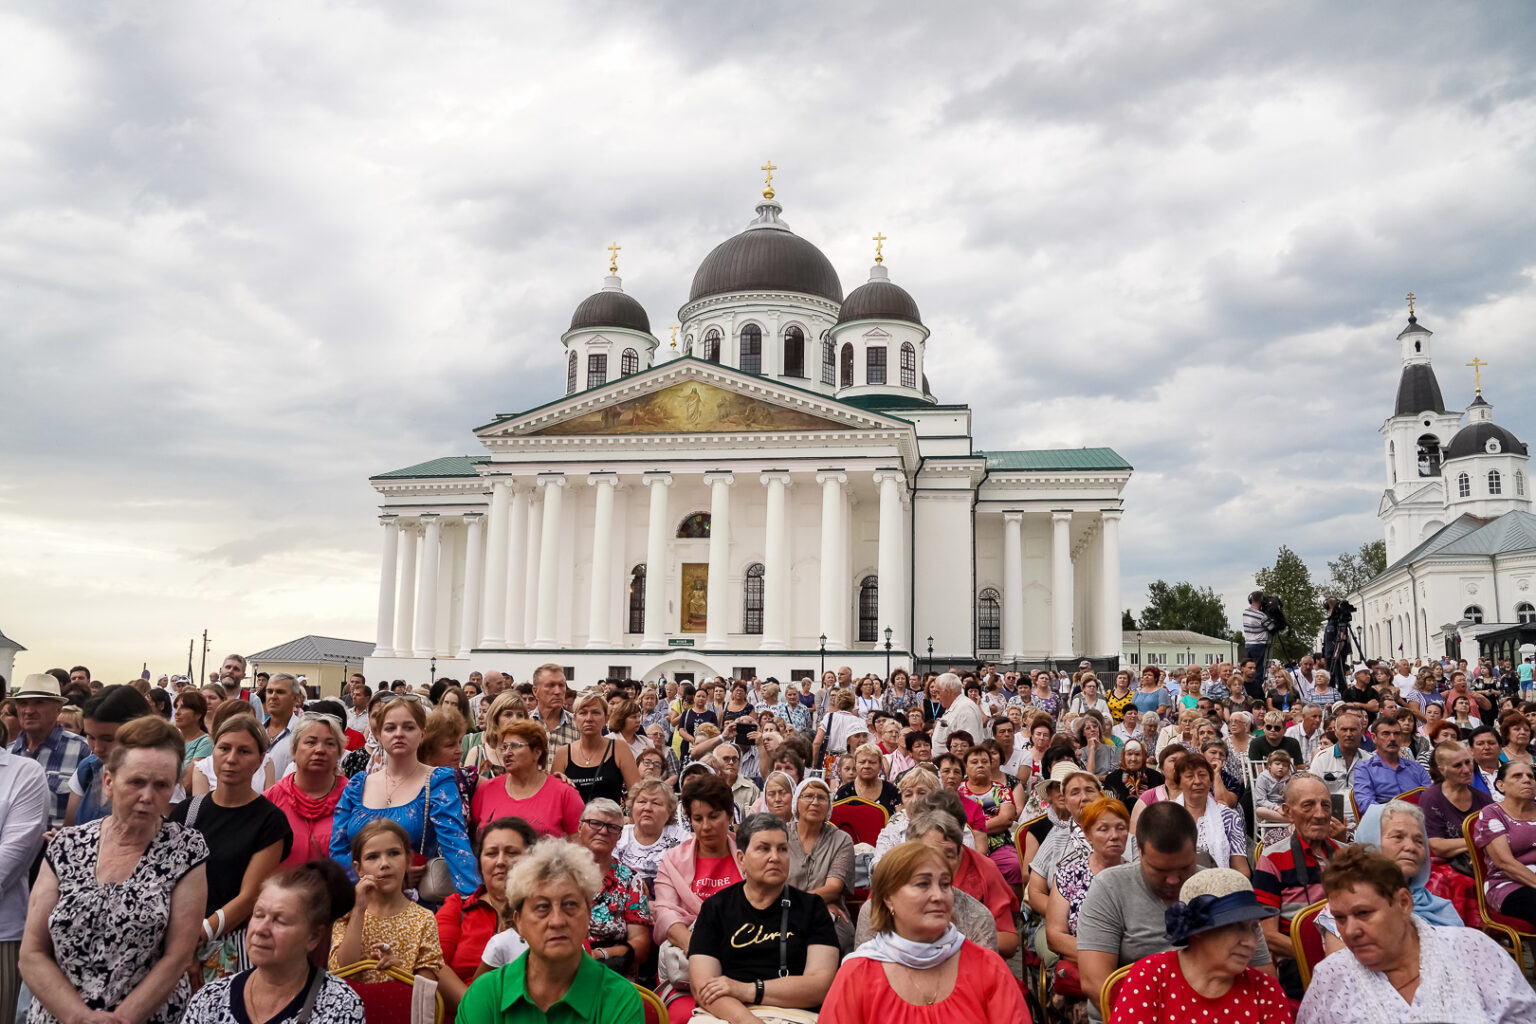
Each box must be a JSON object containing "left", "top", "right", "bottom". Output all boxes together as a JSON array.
[{"left": 4, "top": 1, "right": 1534, "bottom": 682}]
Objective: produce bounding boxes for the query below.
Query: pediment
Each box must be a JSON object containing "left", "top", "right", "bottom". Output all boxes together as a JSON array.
[{"left": 479, "top": 358, "right": 908, "bottom": 440}]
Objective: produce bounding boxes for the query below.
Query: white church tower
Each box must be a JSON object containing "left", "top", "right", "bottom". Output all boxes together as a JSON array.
[
  {"left": 1441, "top": 375, "right": 1531, "bottom": 519},
  {"left": 560, "top": 244, "right": 660, "bottom": 395},
  {"left": 1378, "top": 298, "right": 1462, "bottom": 563}
]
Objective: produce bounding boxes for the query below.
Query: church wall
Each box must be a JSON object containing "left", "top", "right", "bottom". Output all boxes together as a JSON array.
[
  {"left": 974, "top": 514, "right": 1004, "bottom": 657},
  {"left": 1020, "top": 517, "right": 1052, "bottom": 656},
  {"left": 913, "top": 490, "right": 974, "bottom": 661}
]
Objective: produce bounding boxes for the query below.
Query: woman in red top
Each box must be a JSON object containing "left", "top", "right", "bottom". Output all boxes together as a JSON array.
[
  {"left": 433, "top": 816, "right": 536, "bottom": 1010},
  {"left": 468, "top": 718, "right": 582, "bottom": 838},
  {"left": 821, "top": 840, "right": 1029, "bottom": 1024},
  {"left": 263, "top": 713, "right": 347, "bottom": 870},
  {"left": 1108, "top": 868, "right": 1291, "bottom": 1024}
]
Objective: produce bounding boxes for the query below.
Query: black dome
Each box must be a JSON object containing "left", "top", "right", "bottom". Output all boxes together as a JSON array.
[
  {"left": 569, "top": 289, "right": 650, "bottom": 333},
  {"left": 837, "top": 278, "right": 922, "bottom": 325},
  {"left": 1444, "top": 420, "right": 1527, "bottom": 460},
  {"left": 689, "top": 229, "right": 842, "bottom": 304},
  {"left": 1394, "top": 364, "right": 1445, "bottom": 416}
]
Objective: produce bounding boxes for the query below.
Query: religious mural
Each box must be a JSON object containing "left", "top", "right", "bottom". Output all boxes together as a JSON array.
[
  {"left": 680, "top": 562, "right": 709, "bottom": 632},
  {"left": 529, "top": 380, "right": 850, "bottom": 435}
]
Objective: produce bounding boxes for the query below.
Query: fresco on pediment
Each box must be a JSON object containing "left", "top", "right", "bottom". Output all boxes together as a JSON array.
[{"left": 529, "top": 380, "right": 849, "bottom": 435}]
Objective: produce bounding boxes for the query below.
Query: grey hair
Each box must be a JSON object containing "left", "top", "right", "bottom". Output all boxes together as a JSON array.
[
  {"left": 737, "top": 812, "right": 789, "bottom": 849},
  {"left": 1377, "top": 801, "right": 1427, "bottom": 833},
  {"left": 291, "top": 713, "right": 345, "bottom": 753},
  {"left": 627, "top": 776, "right": 677, "bottom": 814},
  {"left": 268, "top": 672, "right": 299, "bottom": 689},
  {"left": 1313, "top": 669, "right": 1331, "bottom": 685},
  {"left": 506, "top": 837, "right": 602, "bottom": 913},
  {"left": 935, "top": 672, "right": 962, "bottom": 696},
  {"left": 897, "top": 765, "right": 941, "bottom": 796},
  {"left": 1281, "top": 771, "right": 1329, "bottom": 804},
  {"left": 906, "top": 790, "right": 968, "bottom": 836},
  {"left": 906, "top": 808, "right": 965, "bottom": 848},
  {"left": 581, "top": 798, "right": 624, "bottom": 822}
]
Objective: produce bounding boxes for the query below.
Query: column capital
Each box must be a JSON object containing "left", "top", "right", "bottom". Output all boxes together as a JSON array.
[
  {"left": 536, "top": 474, "right": 567, "bottom": 489},
  {"left": 379, "top": 514, "right": 399, "bottom": 526},
  {"left": 419, "top": 511, "right": 441, "bottom": 521},
  {"left": 816, "top": 471, "right": 847, "bottom": 486},
  {"left": 872, "top": 469, "right": 906, "bottom": 487},
  {"left": 461, "top": 511, "right": 484, "bottom": 522},
  {"left": 642, "top": 472, "right": 674, "bottom": 487},
  {"left": 1100, "top": 507, "right": 1124, "bottom": 521},
  {"left": 1051, "top": 509, "right": 1074, "bottom": 523},
  {"left": 489, "top": 477, "right": 519, "bottom": 492},
  {"left": 704, "top": 472, "right": 736, "bottom": 486},
  {"left": 759, "top": 470, "right": 793, "bottom": 488},
  {"left": 587, "top": 472, "right": 619, "bottom": 487},
  {"left": 1002, "top": 509, "right": 1024, "bottom": 523}
]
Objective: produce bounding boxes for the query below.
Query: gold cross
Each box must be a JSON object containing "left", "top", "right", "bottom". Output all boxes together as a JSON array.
[
  {"left": 1466, "top": 357, "right": 1488, "bottom": 394},
  {"left": 872, "top": 231, "right": 887, "bottom": 264},
  {"left": 607, "top": 242, "right": 621, "bottom": 275},
  {"left": 760, "top": 160, "right": 777, "bottom": 199},
  {"left": 669, "top": 322, "right": 679, "bottom": 350},
  {"left": 1406, "top": 291, "right": 1415, "bottom": 316}
]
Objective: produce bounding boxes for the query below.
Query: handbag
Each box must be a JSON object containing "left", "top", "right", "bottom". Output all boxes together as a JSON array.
[
  {"left": 415, "top": 779, "right": 456, "bottom": 901},
  {"left": 658, "top": 940, "right": 691, "bottom": 989}
]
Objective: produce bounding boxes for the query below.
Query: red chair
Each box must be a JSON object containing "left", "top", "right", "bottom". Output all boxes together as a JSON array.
[
  {"left": 1393, "top": 786, "right": 1427, "bottom": 805},
  {"left": 1462, "top": 814, "right": 1535, "bottom": 963},
  {"left": 1289, "top": 899, "right": 1329, "bottom": 990},
  {"left": 830, "top": 797, "right": 889, "bottom": 847},
  {"left": 633, "top": 983, "right": 666, "bottom": 1024},
  {"left": 331, "top": 960, "right": 443, "bottom": 1024},
  {"left": 1098, "top": 963, "right": 1133, "bottom": 1021}
]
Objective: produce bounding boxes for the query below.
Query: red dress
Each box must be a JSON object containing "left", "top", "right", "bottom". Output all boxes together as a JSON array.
[
  {"left": 1107, "top": 950, "right": 1292, "bottom": 1024},
  {"left": 819, "top": 940, "right": 1030, "bottom": 1024}
]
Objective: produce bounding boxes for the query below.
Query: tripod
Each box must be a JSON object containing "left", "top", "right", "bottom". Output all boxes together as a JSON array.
[{"left": 1324, "top": 614, "right": 1355, "bottom": 686}]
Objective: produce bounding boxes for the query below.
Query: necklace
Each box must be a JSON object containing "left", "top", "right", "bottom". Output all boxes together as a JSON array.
[
  {"left": 899, "top": 963, "right": 941, "bottom": 1005},
  {"left": 1391, "top": 971, "right": 1420, "bottom": 993},
  {"left": 382, "top": 765, "right": 420, "bottom": 808}
]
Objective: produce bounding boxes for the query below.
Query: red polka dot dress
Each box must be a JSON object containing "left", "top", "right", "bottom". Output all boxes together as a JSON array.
[{"left": 1107, "top": 950, "right": 1293, "bottom": 1024}]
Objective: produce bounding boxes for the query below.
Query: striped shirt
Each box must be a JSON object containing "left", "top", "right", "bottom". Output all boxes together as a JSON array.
[
  {"left": 10, "top": 724, "right": 89, "bottom": 829},
  {"left": 1254, "top": 836, "right": 1341, "bottom": 934},
  {"left": 1242, "top": 605, "right": 1273, "bottom": 645}
]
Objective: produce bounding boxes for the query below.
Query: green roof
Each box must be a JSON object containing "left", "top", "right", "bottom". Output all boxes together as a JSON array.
[
  {"left": 979, "top": 448, "right": 1132, "bottom": 472},
  {"left": 371, "top": 456, "right": 486, "bottom": 480},
  {"left": 839, "top": 394, "right": 939, "bottom": 412}
]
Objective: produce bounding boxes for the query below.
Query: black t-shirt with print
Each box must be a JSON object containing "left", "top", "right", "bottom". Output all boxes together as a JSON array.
[{"left": 688, "top": 881, "right": 838, "bottom": 983}]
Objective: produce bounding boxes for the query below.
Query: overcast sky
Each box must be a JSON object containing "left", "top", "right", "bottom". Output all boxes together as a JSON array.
[{"left": 4, "top": 1, "right": 1535, "bottom": 682}]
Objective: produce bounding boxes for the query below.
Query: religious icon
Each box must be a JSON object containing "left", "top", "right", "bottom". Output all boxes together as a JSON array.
[
  {"left": 681, "top": 562, "right": 709, "bottom": 632},
  {"left": 530, "top": 380, "right": 845, "bottom": 436}
]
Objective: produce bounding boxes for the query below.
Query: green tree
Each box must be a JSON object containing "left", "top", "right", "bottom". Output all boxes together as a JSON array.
[
  {"left": 1254, "top": 546, "right": 1325, "bottom": 662},
  {"left": 1122, "top": 609, "right": 1138, "bottom": 630},
  {"left": 1136, "top": 581, "right": 1233, "bottom": 638},
  {"left": 1325, "top": 540, "right": 1388, "bottom": 596}
]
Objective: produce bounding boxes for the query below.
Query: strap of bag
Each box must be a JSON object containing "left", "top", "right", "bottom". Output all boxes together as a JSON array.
[
  {"left": 1290, "top": 831, "right": 1321, "bottom": 903},
  {"left": 291, "top": 966, "right": 327, "bottom": 1024},
  {"left": 185, "top": 794, "right": 205, "bottom": 831},
  {"left": 419, "top": 773, "right": 432, "bottom": 855},
  {"left": 777, "top": 894, "right": 791, "bottom": 978}
]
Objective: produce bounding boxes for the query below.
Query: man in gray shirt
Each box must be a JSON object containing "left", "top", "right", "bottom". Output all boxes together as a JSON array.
[{"left": 1076, "top": 802, "right": 1273, "bottom": 1021}]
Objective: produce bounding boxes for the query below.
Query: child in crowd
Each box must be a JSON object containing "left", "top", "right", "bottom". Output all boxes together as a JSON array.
[
  {"left": 1253, "top": 750, "right": 1293, "bottom": 823},
  {"left": 330, "top": 819, "right": 444, "bottom": 983}
]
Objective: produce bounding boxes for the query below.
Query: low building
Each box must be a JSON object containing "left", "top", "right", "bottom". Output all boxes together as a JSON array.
[
  {"left": 247, "top": 635, "right": 375, "bottom": 698},
  {"left": 1122, "top": 629, "right": 1237, "bottom": 670}
]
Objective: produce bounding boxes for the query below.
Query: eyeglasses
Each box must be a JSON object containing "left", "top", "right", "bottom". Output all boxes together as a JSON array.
[
  {"left": 378, "top": 693, "right": 430, "bottom": 707},
  {"left": 296, "top": 711, "right": 344, "bottom": 728},
  {"left": 581, "top": 819, "right": 623, "bottom": 835},
  {"left": 499, "top": 740, "right": 531, "bottom": 753}
]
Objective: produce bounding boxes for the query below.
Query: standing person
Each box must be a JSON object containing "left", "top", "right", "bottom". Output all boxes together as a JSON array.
[
  {"left": 329, "top": 695, "right": 480, "bottom": 895},
  {"left": 173, "top": 690, "right": 213, "bottom": 772},
  {"left": 529, "top": 665, "right": 580, "bottom": 750},
  {"left": 329, "top": 821, "right": 443, "bottom": 981},
  {"left": 265, "top": 714, "right": 348, "bottom": 870},
  {"left": 262, "top": 674, "right": 302, "bottom": 780},
  {"left": 1242, "top": 592, "right": 1276, "bottom": 701},
  {"left": 550, "top": 693, "right": 640, "bottom": 809},
  {"left": 20, "top": 716, "right": 208, "bottom": 1024},
  {"left": 67, "top": 685, "right": 153, "bottom": 828},
  {"left": 676, "top": 686, "right": 717, "bottom": 763},
  {"left": 1286, "top": 704, "right": 1325, "bottom": 765},
  {"left": 470, "top": 719, "right": 583, "bottom": 839},
  {"left": 9, "top": 675, "right": 90, "bottom": 831},
  {"left": 1131, "top": 668, "right": 1171, "bottom": 717},
  {"left": 344, "top": 674, "right": 371, "bottom": 736},
  {"left": 0, "top": 724, "right": 47, "bottom": 1020},
  {"left": 931, "top": 674, "right": 985, "bottom": 753},
  {"left": 181, "top": 860, "right": 366, "bottom": 1024},
  {"left": 172, "top": 715, "right": 294, "bottom": 981}
]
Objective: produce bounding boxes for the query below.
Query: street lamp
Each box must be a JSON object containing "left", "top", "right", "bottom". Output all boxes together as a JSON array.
[
  {"left": 883, "top": 626, "right": 893, "bottom": 679},
  {"left": 1137, "top": 630, "right": 1143, "bottom": 669},
  {"left": 819, "top": 633, "right": 828, "bottom": 676},
  {"left": 927, "top": 635, "right": 934, "bottom": 671},
  {"left": 429, "top": 655, "right": 437, "bottom": 690}
]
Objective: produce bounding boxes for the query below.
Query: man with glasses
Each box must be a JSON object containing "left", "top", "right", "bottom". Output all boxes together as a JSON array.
[
  {"left": 1351, "top": 711, "right": 1430, "bottom": 809},
  {"left": 715, "top": 743, "right": 759, "bottom": 816}
]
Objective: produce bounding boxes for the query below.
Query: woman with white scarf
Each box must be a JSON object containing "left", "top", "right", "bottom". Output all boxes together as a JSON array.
[
  {"left": 787, "top": 777, "right": 856, "bottom": 954},
  {"left": 1170, "top": 751, "right": 1248, "bottom": 876},
  {"left": 820, "top": 840, "right": 1028, "bottom": 1023}
]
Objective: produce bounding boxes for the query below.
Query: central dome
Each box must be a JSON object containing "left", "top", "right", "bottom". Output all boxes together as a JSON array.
[{"left": 688, "top": 202, "right": 843, "bottom": 304}]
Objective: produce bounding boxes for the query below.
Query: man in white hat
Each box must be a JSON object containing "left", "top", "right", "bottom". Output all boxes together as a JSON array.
[{"left": 9, "top": 673, "right": 90, "bottom": 829}]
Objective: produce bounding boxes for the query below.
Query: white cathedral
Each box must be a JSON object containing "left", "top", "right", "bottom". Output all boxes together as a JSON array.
[
  {"left": 1356, "top": 301, "right": 1536, "bottom": 667},
  {"left": 363, "top": 175, "right": 1131, "bottom": 686}
]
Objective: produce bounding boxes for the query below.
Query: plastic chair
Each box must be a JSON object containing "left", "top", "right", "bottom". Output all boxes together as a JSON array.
[
  {"left": 633, "top": 982, "right": 666, "bottom": 1024},
  {"left": 1098, "top": 963, "right": 1133, "bottom": 1022},
  {"left": 1461, "top": 815, "right": 1535, "bottom": 963},
  {"left": 331, "top": 960, "right": 444, "bottom": 1024},
  {"left": 1289, "top": 899, "right": 1329, "bottom": 990},
  {"left": 830, "top": 797, "right": 889, "bottom": 847},
  {"left": 1393, "top": 786, "right": 1427, "bottom": 805}
]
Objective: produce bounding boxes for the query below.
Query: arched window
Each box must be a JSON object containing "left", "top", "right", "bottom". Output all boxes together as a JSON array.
[
  {"left": 684, "top": 334, "right": 694, "bottom": 357},
  {"left": 1457, "top": 472, "right": 1470, "bottom": 498},
  {"left": 1464, "top": 605, "right": 1484, "bottom": 625},
  {"left": 1415, "top": 434, "right": 1441, "bottom": 477},
  {"left": 900, "top": 342, "right": 917, "bottom": 389},
  {"left": 1517, "top": 602, "right": 1536, "bottom": 625},
  {"left": 676, "top": 512, "right": 711, "bottom": 538},
  {"left": 1388, "top": 440, "right": 1396, "bottom": 483},
  {"left": 1518, "top": 471, "right": 1527, "bottom": 496},
  {"left": 840, "top": 343, "right": 854, "bottom": 388},
  {"left": 586, "top": 352, "right": 607, "bottom": 389},
  {"left": 866, "top": 345, "right": 887, "bottom": 385},
  {"left": 858, "top": 575, "right": 879, "bottom": 643},
  {"left": 704, "top": 329, "right": 722, "bottom": 363},
  {"left": 1489, "top": 470, "right": 1502, "bottom": 495},
  {"left": 977, "top": 588, "right": 1001, "bottom": 650},
  {"left": 821, "top": 338, "right": 836, "bottom": 385},
  {"left": 566, "top": 351, "right": 577, "bottom": 395},
  {"left": 620, "top": 348, "right": 639, "bottom": 376},
  {"left": 783, "top": 326, "right": 805, "bottom": 378},
  {"left": 743, "top": 563, "right": 765, "bottom": 634},
  {"left": 740, "top": 325, "right": 762, "bottom": 374},
  {"left": 628, "top": 565, "right": 646, "bottom": 634}
]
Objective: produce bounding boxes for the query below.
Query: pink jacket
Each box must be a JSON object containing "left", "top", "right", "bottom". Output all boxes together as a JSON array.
[{"left": 651, "top": 834, "right": 740, "bottom": 943}]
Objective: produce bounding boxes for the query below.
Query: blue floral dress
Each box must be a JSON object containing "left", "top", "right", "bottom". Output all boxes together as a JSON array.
[{"left": 328, "top": 766, "right": 480, "bottom": 895}]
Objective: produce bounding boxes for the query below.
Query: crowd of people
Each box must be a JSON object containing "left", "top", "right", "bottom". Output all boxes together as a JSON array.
[{"left": 1, "top": 640, "right": 1535, "bottom": 1024}]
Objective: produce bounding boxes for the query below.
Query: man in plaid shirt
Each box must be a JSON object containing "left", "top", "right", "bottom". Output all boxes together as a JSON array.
[
  {"left": 10, "top": 673, "right": 89, "bottom": 829},
  {"left": 528, "top": 663, "right": 582, "bottom": 748}
]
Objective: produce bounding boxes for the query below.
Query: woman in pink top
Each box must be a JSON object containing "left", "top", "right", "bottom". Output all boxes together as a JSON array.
[
  {"left": 264, "top": 713, "right": 347, "bottom": 869},
  {"left": 468, "top": 718, "right": 582, "bottom": 838}
]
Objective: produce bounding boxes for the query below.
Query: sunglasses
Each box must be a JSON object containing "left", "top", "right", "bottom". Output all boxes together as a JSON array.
[{"left": 378, "top": 693, "right": 431, "bottom": 707}]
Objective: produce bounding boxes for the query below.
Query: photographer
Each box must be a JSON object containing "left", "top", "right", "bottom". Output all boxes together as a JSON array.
[
  {"left": 1322, "top": 597, "right": 1356, "bottom": 685},
  {"left": 1242, "top": 591, "right": 1283, "bottom": 701}
]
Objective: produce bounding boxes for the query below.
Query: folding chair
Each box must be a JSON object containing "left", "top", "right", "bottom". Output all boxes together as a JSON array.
[
  {"left": 830, "top": 797, "right": 889, "bottom": 847},
  {"left": 1392, "top": 786, "right": 1427, "bottom": 804},
  {"left": 632, "top": 982, "right": 667, "bottom": 1024},
  {"left": 332, "top": 960, "right": 444, "bottom": 1024},
  {"left": 1098, "top": 963, "right": 1134, "bottom": 1022},
  {"left": 1289, "top": 899, "right": 1329, "bottom": 989},
  {"left": 1462, "top": 814, "right": 1535, "bottom": 964}
]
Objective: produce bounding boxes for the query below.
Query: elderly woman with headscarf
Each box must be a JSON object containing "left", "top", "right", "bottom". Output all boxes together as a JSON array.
[
  {"left": 1317, "top": 801, "right": 1460, "bottom": 953},
  {"left": 788, "top": 776, "right": 856, "bottom": 954}
]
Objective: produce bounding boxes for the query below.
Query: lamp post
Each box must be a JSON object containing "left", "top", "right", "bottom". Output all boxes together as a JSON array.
[
  {"left": 1137, "top": 630, "right": 1143, "bottom": 669},
  {"left": 429, "top": 655, "right": 437, "bottom": 690},
  {"left": 883, "top": 626, "right": 893, "bottom": 679},
  {"left": 927, "top": 635, "right": 934, "bottom": 672},
  {"left": 819, "top": 633, "right": 828, "bottom": 677}
]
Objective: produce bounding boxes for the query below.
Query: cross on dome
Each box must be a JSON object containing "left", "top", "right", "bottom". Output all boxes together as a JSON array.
[
  {"left": 1406, "top": 291, "right": 1416, "bottom": 316},
  {"left": 1466, "top": 356, "right": 1488, "bottom": 395},
  {"left": 607, "top": 241, "right": 621, "bottom": 275},
  {"left": 760, "top": 160, "right": 777, "bottom": 199},
  {"left": 872, "top": 231, "right": 887, "bottom": 264}
]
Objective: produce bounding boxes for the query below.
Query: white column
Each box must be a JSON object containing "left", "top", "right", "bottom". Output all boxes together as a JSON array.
[
  {"left": 1002, "top": 510, "right": 1024, "bottom": 661},
  {"left": 875, "top": 471, "right": 906, "bottom": 651},
  {"left": 817, "top": 472, "right": 848, "bottom": 647},
  {"left": 760, "top": 472, "right": 792, "bottom": 649},
  {"left": 394, "top": 523, "right": 418, "bottom": 657},
  {"left": 414, "top": 513, "right": 442, "bottom": 658},
  {"left": 1051, "top": 510, "right": 1074, "bottom": 659},
  {"left": 523, "top": 492, "right": 543, "bottom": 646},
  {"left": 586, "top": 473, "right": 618, "bottom": 648},
  {"left": 1099, "top": 508, "right": 1122, "bottom": 657},
  {"left": 459, "top": 513, "right": 485, "bottom": 655},
  {"left": 641, "top": 473, "right": 672, "bottom": 648},
  {"left": 504, "top": 485, "right": 529, "bottom": 647},
  {"left": 532, "top": 476, "right": 566, "bottom": 648},
  {"left": 704, "top": 472, "right": 734, "bottom": 649},
  {"left": 375, "top": 516, "right": 400, "bottom": 657},
  {"left": 481, "top": 483, "right": 510, "bottom": 646}
]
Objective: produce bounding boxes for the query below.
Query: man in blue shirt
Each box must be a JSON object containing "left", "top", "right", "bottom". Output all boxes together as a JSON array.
[
  {"left": 1351, "top": 711, "right": 1430, "bottom": 810},
  {"left": 9, "top": 674, "right": 89, "bottom": 830}
]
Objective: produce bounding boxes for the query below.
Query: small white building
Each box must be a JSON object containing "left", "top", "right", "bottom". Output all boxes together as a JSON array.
[
  {"left": 0, "top": 626, "right": 24, "bottom": 695},
  {"left": 362, "top": 180, "right": 1132, "bottom": 686},
  {"left": 1356, "top": 306, "right": 1536, "bottom": 663},
  {"left": 1122, "top": 630, "right": 1237, "bottom": 670}
]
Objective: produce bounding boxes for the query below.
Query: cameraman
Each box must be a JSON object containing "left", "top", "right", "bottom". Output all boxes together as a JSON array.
[
  {"left": 1322, "top": 596, "right": 1355, "bottom": 685},
  {"left": 1242, "top": 591, "right": 1277, "bottom": 701}
]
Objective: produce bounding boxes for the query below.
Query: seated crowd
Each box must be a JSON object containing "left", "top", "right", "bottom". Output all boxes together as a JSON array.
[{"left": 1, "top": 647, "right": 1534, "bottom": 1024}]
